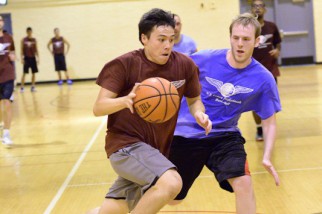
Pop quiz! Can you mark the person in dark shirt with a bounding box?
[251,0,282,141]
[0,15,16,146]
[20,27,39,92]
[47,28,72,85]
[88,8,211,214]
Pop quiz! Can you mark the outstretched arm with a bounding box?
[186,96,212,135]
[262,114,280,186]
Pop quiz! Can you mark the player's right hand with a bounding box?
[125,83,140,113]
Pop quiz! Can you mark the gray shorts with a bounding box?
[106,142,176,211]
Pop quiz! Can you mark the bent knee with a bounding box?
[157,169,183,197]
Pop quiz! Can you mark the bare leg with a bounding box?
[31,73,36,87]
[228,175,256,214]
[57,71,62,80]
[21,73,26,89]
[252,111,261,125]
[96,169,182,214]
[252,112,263,141]
[64,70,70,80]
[131,169,182,214]
[3,99,12,129]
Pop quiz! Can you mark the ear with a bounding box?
[141,34,148,45]
[255,36,260,47]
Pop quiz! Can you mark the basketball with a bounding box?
[133,77,180,123]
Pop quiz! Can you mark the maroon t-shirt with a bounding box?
[22,37,37,57]
[51,37,64,54]
[0,33,15,83]
[253,21,282,77]
[96,49,201,157]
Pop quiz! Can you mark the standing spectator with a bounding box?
[172,14,197,56]
[20,27,39,92]
[251,0,282,141]
[47,28,72,85]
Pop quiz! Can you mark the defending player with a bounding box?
[170,13,281,214]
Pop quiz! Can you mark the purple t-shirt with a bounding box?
[175,49,281,138]
[173,34,197,56]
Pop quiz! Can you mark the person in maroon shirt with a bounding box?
[251,0,282,141]
[0,15,16,146]
[88,8,211,214]
[20,27,39,92]
[47,28,72,85]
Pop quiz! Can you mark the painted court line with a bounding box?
[44,118,106,214]
[66,166,322,188]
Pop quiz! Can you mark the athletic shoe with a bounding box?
[20,87,24,93]
[256,133,264,141]
[67,79,73,85]
[2,133,13,147]
[255,126,264,141]
[31,86,36,92]
[57,80,63,85]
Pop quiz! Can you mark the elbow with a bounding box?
[93,107,102,117]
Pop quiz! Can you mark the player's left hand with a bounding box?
[194,111,212,135]
[269,49,280,58]
[262,158,280,186]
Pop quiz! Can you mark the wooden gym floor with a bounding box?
[0,65,322,214]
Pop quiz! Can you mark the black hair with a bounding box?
[26,27,32,32]
[138,8,175,45]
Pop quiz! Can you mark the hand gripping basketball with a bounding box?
[133,77,180,123]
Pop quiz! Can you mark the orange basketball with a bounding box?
[133,77,180,123]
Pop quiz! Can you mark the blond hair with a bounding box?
[229,13,261,38]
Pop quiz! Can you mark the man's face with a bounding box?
[230,23,259,66]
[141,25,175,65]
[251,0,266,19]
[27,29,32,37]
[0,16,4,31]
[173,15,182,40]
[54,29,60,37]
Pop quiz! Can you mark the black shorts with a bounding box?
[169,132,249,200]
[0,80,14,100]
[23,57,38,73]
[54,54,67,71]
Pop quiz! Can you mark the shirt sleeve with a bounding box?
[254,78,281,119]
[96,59,127,95]
[183,60,201,98]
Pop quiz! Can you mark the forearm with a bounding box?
[262,117,277,160]
[93,96,127,116]
[187,98,205,116]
